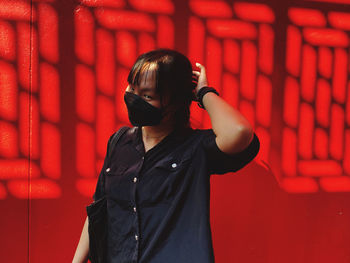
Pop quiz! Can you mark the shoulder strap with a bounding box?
[102,126,129,192]
[108,126,129,159]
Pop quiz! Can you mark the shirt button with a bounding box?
[106,167,110,172]
[135,235,138,241]
[133,177,137,183]
[171,163,177,168]
[133,207,137,212]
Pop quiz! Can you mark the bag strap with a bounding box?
[102,126,129,190]
[108,126,129,160]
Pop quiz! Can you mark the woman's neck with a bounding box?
[140,123,174,153]
[141,122,174,144]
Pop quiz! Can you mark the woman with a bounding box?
[73,49,260,263]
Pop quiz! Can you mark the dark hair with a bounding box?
[127,49,195,129]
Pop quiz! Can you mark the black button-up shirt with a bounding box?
[93,126,260,263]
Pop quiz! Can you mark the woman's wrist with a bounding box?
[196,86,219,109]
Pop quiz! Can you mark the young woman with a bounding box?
[73,49,260,263]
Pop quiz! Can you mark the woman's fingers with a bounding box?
[195,63,207,78]
[195,63,206,75]
[192,71,200,76]
[192,71,199,88]
[195,62,204,69]
[194,62,208,89]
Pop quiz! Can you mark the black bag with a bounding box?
[86,126,129,263]
[86,196,107,263]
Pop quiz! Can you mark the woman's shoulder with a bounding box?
[107,126,137,147]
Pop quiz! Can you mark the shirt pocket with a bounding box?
[105,165,129,197]
[105,165,128,177]
[155,157,190,171]
[140,155,192,206]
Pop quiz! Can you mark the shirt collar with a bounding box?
[125,126,194,154]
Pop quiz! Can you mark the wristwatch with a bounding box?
[196,86,219,109]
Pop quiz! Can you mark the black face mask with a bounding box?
[124,92,163,126]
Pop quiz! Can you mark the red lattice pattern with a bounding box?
[0,0,61,199]
[1,0,349,198]
[282,7,350,192]
[188,0,275,165]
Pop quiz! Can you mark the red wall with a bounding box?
[0,0,350,262]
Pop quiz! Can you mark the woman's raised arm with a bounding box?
[193,63,254,155]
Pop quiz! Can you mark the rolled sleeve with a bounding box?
[202,130,260,174]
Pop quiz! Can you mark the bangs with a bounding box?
[127,61,158,87]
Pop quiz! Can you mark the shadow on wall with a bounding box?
[210,160,282,262]
[210,160,350,263]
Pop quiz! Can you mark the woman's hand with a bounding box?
[192,62,208,94]
[192,62,254,154]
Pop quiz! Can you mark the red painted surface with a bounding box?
[0,0,350,262]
